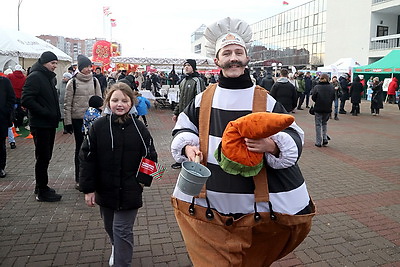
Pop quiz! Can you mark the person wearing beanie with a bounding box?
[170,59,206,169]
[82,95,103,135]
[21,51,62,202]
[64,54,102,190]
[118,74,138,91]
[170,17,314,266]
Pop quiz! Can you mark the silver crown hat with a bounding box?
[204,17,253,58]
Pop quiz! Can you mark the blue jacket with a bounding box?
[136,96,151,116]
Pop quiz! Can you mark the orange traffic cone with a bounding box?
[25,133,33,139]
[12,126,21,137]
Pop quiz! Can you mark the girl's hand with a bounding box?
[85,193,96,207]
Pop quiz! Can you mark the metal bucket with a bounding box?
[177,157,211,196]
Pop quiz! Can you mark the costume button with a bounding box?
[225,218,233,226]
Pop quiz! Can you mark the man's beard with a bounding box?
[218,59,249,70]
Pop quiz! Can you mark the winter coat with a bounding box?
[311,81,335,113]
[94,73,107,95]
[371,83,384,109]
[339,76,350,100]
[387,77,398,96]
[260,74,275,91]
[304,76,312,93]
[0,77,16,138]
[136,96,151,116]
[7,70,26,99]
[21,61,61,128]
[269,77,298,112]
[297,77,305,93]
[350,81,364,104]
[79,114,157,210]
[63,72,102,125]
[173,73,206,116]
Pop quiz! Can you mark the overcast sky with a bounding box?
[1,0,310,57]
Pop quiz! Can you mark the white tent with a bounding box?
[0,27,72,85]
[317,58,361,77]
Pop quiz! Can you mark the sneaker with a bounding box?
[34,186,55,194]
[339,110,347,114]
[297,107,304,110]
[0,169,6,178]
[315,144,322,147]
[109,245,114,266]
[36,188,62,202]
[171,162,182,169]
[322,140,329,146]
[372,113,376,116]
[10,142,16,149]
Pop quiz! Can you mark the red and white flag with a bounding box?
[103,6,112,16]
[110,18,117,27]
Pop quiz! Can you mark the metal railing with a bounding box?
[370,34,400,50]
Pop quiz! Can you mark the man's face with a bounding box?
[43,61,58,72]
[214,44,249,78]
[183,63,194,74]
[96,69,101,74]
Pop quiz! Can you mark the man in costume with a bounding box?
[170,17,314,266]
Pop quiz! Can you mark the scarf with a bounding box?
[218,68,253,89]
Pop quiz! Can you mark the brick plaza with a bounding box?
[0,100,399,266]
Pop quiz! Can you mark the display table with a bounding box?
[139,90,156,100]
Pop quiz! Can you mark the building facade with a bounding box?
[37,35,120,64]
[191,0,400,70]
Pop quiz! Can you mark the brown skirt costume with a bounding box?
[172,85,315,266]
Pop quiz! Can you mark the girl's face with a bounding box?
[109,90,132,116]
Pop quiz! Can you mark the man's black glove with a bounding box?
[64,124,73,134]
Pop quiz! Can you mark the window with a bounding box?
[377,25,388,37]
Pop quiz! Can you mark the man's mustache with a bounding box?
[221,60,247,69]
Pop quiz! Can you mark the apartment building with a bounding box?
[191,0,400,70]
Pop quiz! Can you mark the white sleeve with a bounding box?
[265,131,299,169]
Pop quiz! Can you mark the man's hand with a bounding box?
[172,115,177,123]
[85,193,96,207]
[184,145,203,162]
[64,124,73,134]
[244,137,279,157]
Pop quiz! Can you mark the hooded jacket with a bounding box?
[269,77,298,112]
[64,72,102,125]
[0,77,16,138]
[7,70,26,98]
[311,81,335,113]
[79,114,157,210]
[21,61,61,128]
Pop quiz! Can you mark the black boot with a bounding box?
[334,114,339,120]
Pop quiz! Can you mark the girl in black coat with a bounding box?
[79,83,157,266]
[349,76,364,116]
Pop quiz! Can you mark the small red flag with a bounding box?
[283,1,289,5]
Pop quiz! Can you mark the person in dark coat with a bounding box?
[118,74,138,91]
[0,77,16,178]
[93,67,107,96]
[339,73,350,114]
[349,76,364,116]
[79,82,157,266]
[21,51,62,202]
[260,72,275,91]
[370,77,384,115]
[269,68,297,112]
[311,74,335,147]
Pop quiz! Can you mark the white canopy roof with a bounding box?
[111,53,216,69]
[0,27,72,61]
[317,58,360,73]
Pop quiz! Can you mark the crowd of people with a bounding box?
[1,17,399,265]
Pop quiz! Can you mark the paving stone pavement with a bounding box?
[0,100,399,267]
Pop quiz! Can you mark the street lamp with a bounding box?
[17,0,23,31]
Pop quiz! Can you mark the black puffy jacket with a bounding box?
[21,61,61,128]
[311,81,335,113]
[79,114,157,210]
